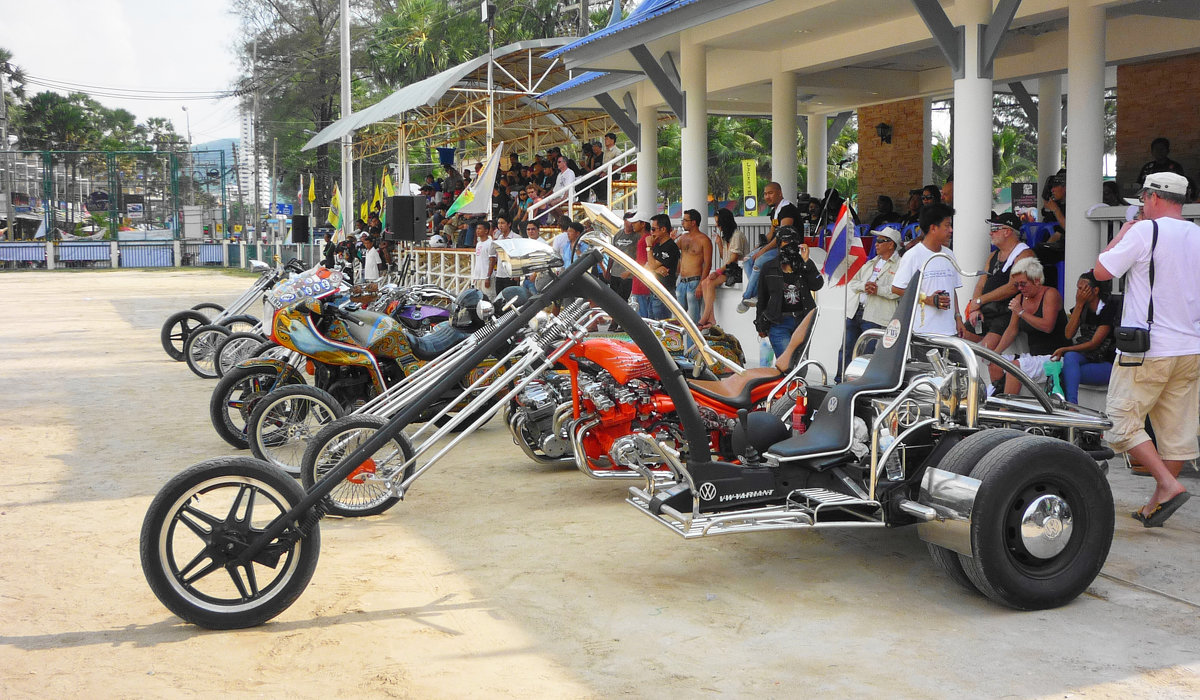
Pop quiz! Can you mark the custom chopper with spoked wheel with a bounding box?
[141,236,1117,630]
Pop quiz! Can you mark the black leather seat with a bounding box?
[766,286,920,463]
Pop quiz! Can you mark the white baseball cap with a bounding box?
[1140,171,1189,197]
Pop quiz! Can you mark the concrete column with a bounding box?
[806,113,827,199]
[771,70,798,200]
[1037,74,1063,192]
[951,0,994,277]
[45,240,55,270]
[636,82,659,220]
[1065,0,1105,305]
[110,240,119,268]
[922,98,933,186]
[680,39,708,218]
[173,240,182,267]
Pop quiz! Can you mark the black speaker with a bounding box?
[291,215,310,243]
[386,195,427,242]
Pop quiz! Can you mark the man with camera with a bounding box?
[1094,172,1200,528]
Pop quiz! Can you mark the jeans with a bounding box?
[741,248,779,301]
[766,315,799,360]
[522,278,538,296]
[837,310,880,381]
[647,294,672,321]
[632,293,653,318]
[674,278,702,324]
[1061,351,1112,404]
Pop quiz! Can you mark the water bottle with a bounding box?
[759,337,774,368]
[803,221,812,240]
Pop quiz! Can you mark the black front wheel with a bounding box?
[959,435,1114,610]
[191,302,225,315]
[161,310,210,361]
[139,457,320,629]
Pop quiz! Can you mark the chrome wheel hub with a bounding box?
[1019,494,1073,559]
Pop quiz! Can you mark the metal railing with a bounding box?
[526,146,638,221]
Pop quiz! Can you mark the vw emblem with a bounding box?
[827,396,838,412]
[698,482,717,500]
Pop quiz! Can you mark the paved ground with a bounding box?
[0,269,1198,699]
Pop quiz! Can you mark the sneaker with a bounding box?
[736,301,749,314]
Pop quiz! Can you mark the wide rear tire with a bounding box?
[959,435,1114,610]
[139,456,320,629]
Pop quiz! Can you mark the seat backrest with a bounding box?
[775,308,817,371]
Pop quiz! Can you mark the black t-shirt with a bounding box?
[651,238,680,292]
[610,228,640,276]
[765,202,800,246]
[1074,300,1118,363]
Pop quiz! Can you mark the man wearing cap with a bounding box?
[1094,171,1200,527]
[965,212,1035,349]
[606,212,643,302]
[838,226,902,380]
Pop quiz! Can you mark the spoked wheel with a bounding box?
[185,324,232,379]
[249,385,346,476]
[210,365,305,449]
[215,333,269,378]
[958,435,1114,610]
[191,302,225,315]
[924,429,1027,593]
[139,456,320,629]
[220,314,260,334]
[301,415,414,517]
[161,310,210,361]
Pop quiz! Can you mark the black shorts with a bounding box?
[980,307,1010,335]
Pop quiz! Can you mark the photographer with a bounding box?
[1094,172,1200,528]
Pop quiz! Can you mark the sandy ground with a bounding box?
[1,269,1199,699]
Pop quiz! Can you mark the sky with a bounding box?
[1,0,245,144]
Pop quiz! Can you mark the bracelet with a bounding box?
[1018,309,1025,317]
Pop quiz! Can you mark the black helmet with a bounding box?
[496,284,529,311]
[451,287,494,329]
[776,226,804,266]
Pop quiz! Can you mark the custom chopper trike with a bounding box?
[140,238,1116,629]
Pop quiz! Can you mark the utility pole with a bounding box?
[252,40,261,240]
[579,0,589,37]
[0,65,14,238]
[339,0,353,238]
[270,137,278,243]
[483,1,495,155]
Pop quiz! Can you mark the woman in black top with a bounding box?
[990,257,1069,395]
[1050,271,1116,403]
[755,226,823,359]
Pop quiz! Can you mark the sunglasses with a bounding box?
[921,195,934,201]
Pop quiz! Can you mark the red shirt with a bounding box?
[631,233,652,295]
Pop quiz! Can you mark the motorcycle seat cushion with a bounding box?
[765,286,919,465]
[687,368,781,410]
[409,321,468,361]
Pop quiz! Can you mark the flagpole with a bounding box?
[339,0,353,239]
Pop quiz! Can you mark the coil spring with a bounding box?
[297,497,332,538]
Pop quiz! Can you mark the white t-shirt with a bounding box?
[892,242,962,335]
[1098,216,1200,357]
[362,247,383,282]
[472,237,495,280]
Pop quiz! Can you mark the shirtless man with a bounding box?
[675,208,713,323]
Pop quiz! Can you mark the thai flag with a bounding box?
[821,203,868,286]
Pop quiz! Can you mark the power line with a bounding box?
[22,73,245,101]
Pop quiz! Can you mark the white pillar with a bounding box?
[1037,74,1063,192]
[1065,0,1105,306]
[636,82,659,220]
[806,113,827,199]
[680,39,708,218]
[771,70,798,200]
[951,0,993,277]
[922,98,933,186]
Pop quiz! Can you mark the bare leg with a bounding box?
[1003,372,1021,395]
[980,331,1002,350]
[699,273,724,327]
[1129,440,1187,517]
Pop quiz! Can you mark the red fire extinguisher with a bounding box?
[792,392,808,435]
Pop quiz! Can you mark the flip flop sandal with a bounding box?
[1131,509,1158,528]
[1145,492,1191,528]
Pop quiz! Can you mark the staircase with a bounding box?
[526,146,639,222]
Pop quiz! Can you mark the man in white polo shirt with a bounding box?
[891,202,962,335]
[1095,171,1200,528]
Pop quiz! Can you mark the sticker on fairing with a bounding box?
[882,319,902,348]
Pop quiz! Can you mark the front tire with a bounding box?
[214,332,269,378]
[210,365,304,449]
[191,302,225,315]
[161,310,210,361]
[249,385,345,476]
[139,457,320,629]
[220,314,260,334]
[184,324,231,379]
[300,415,414,517]
[959,435,1114,610]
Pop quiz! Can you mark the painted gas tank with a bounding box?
[341,310,413,360]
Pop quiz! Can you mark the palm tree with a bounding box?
[992,125,1036,189]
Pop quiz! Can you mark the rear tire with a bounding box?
[184,324,231,379]
[249,385,345,476]
[300,415,414,517]
[139,456,319,629]
[959,435,1114,610]
[925,429,1028,592]
[161,310,210,361]
[210,365,304,449]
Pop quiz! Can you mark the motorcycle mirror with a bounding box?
[249,259,271,273]
[476,298,495,322]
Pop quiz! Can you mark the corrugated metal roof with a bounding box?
[542,0,696,60]
[536,71,608,99]
[301,38,569,152]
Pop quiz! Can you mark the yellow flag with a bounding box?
[382,171,395,198]
[360,200,368,222]
[307,175,315,203]
[372,183,382,213]
[327,184,342,230]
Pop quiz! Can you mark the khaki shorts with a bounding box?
[1105,354,1200,460]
